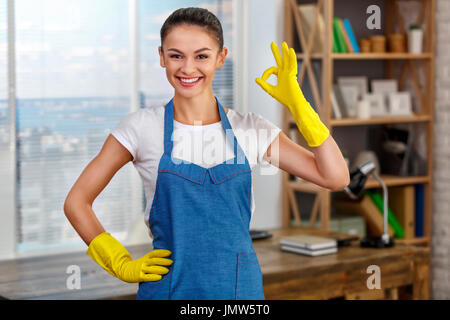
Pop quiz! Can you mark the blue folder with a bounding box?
[343,19,360,53]
[414,184,424,237]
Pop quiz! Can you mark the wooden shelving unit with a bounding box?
[282,0,435,247]
[298,52,433,60]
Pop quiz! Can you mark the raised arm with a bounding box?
[263,132,349,191]
[256,41,349,190]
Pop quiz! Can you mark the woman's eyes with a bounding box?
[169,54,208,60]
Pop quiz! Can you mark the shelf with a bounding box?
[296,53,432,60]
[330,114,431,126]
[395,237,430,246]
[289,175,430,194]
[363,175,430,189]
[332,53,432,60]
[297,53,323,60]
[283,0,435,245]
[289,179,326,193]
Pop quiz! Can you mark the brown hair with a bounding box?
[160,7,224,52]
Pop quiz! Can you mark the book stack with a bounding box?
[280,234,338,257]
[295,5,360,54]
[333,17,360,53]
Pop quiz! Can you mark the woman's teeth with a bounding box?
[180,77,199,83]
[178,77,202,87]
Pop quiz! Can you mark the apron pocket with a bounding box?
[136,270,172,300]
[235,253,265,300]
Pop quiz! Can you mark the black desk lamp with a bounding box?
[344,161,395,248]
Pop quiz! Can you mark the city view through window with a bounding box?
[1,0,233,254]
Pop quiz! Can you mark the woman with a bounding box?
[64,7,349,300]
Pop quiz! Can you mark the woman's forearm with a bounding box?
[310,135,350,190]
[64,195,105,246]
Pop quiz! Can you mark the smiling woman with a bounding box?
[64,5,349,301]
[139,0,234,109]
[157,22,228,122]
[65,6,271,300]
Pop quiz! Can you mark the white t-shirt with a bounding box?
[111,105,281,227]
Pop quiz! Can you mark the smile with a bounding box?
[177,76,203,87]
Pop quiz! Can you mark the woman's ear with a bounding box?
[215,47,228,69]
[158,46,166,68]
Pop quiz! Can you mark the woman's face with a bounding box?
[158,24,227,99]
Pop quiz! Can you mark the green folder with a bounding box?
[365,191,405,238]
[332,19,341,52]
[333,17,347,53]
[332,26,339,53]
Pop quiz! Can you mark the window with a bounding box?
[2,0,236,257]
[14,0,142,254]
[0,0,15,259]
[0,0,7,142]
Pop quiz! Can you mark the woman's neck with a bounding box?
[172,91,227,126]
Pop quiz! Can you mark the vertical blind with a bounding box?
[0,0,10,210]
[10,0,234,254]
[0,0,7,135]
[14,0,142,253]
[212,0,234,109]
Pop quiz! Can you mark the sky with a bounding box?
[0,0,232,100]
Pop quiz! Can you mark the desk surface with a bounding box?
[0,227,430,300]
[254,228,430,299]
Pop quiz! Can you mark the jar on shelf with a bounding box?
[370,35,386,53]
[359,38,371,53]
[388,33,406,53]
[408,24,423,54]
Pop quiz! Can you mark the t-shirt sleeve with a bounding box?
[251,113,282,164]
[110,110,142,162]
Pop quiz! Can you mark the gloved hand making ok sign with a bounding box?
[255,41,329,147]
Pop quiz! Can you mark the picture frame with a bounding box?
[338,84,359,117]
[371,79,398,95]
[332,84,348,118]
[363,93,387,117]
[330,89,343,119]
[337,76,368,100]
[371,79,398,109]
[388,92,413,116]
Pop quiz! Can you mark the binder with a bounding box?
[338,18,354,52]
[389,186,415,239]
[415,184,424,237]
[334,195,395,237]
[343,18,360,53]
[280,234,337,250]
[281,245,338,257]
[366,191,405,238]
[333,17,348,53]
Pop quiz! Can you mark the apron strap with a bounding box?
[163,97,248,166]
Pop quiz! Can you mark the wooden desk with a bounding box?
[0,227,430,300]
[256,227,430,300]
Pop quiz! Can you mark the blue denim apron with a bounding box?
[136,97,265,300]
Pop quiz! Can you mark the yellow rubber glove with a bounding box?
[255,41,330,147]
[86,232,173,283]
